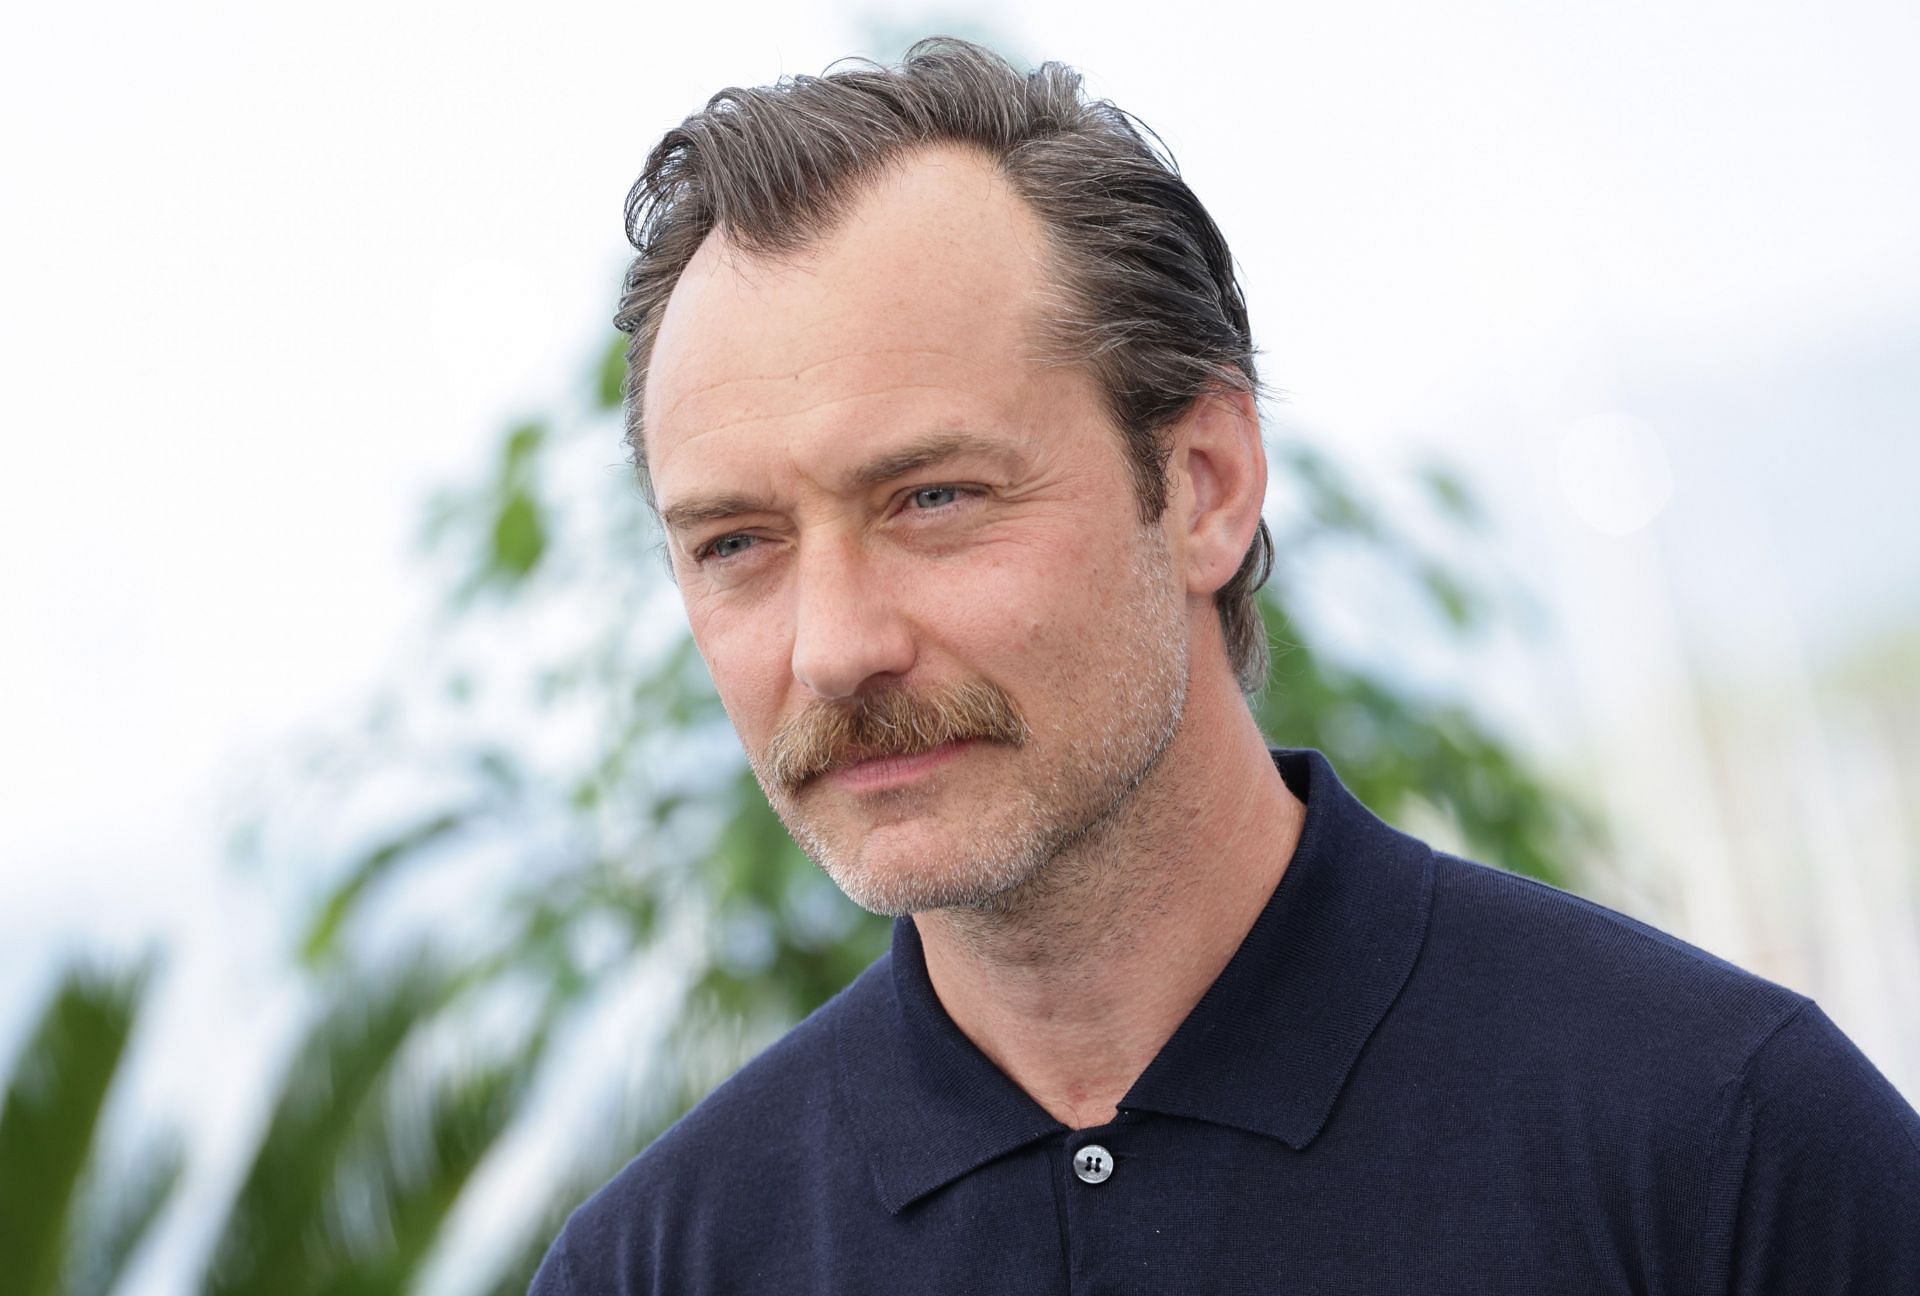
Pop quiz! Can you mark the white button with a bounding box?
[1072,1144,1113,1184]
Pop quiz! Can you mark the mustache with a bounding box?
[762,679,1031,789]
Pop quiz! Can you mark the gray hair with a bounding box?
[615,37,1274,694]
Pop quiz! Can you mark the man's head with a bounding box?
[618,38,1272,690]
[621,40,1273,914]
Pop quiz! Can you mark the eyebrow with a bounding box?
[659,492,774,534]
[658,429,1019,536]
[841,428,1016,492]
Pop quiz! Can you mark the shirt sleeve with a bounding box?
[1716,1000,1920,1294]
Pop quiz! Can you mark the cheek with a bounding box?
[906,537,1104,666]
[686,597,791,741]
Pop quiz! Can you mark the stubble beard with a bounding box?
[750,529,1192,918]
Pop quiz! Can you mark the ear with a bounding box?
[1166,384,1266,598]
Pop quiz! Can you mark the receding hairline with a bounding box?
[636,142,1090,462]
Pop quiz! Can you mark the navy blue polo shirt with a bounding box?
[532,749,1920,1294]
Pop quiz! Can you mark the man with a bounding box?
[533,38,1920,1294]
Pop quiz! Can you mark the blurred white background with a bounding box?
[3,1,1916,1291]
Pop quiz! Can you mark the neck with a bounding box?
[913,667,1305,1129]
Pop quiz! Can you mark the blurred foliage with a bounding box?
[0,966,160,1296]
[204,962,526,1295]
[0,961,546,1295]
[1254,441,1593,886]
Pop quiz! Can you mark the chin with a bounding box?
[807,824,1053,917]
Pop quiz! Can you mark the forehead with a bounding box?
[642,147,1066,493]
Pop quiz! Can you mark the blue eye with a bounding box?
[910,486,961,509]
[706,534,756,560]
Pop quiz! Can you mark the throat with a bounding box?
[911,708,1306,1134]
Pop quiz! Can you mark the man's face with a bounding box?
[644,147,1197,915]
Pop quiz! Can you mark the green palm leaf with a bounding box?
[0,966,147,1296]
[305,1037,546,1296]
[201,962,459,1296]
[65,1132,185,1296]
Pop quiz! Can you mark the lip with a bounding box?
[824,739,972,792]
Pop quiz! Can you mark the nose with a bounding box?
[788,534,916,701]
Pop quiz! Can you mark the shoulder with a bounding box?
[1388,849,1852,1162]
[1722,996,1920,1178]
[1418,849,1812,1070]
[1397,854,1920,1260]
[1730,997,1920,1155]
[1711,999,1920,1288]
[532,955,892,1294]
[1366,850,1920,1287]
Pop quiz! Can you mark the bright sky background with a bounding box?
[3,1,1917,1290]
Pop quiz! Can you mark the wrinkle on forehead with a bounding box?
[654,350,999,435]
[657,345,1031,440]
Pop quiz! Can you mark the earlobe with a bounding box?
[1175,385,1267,598]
